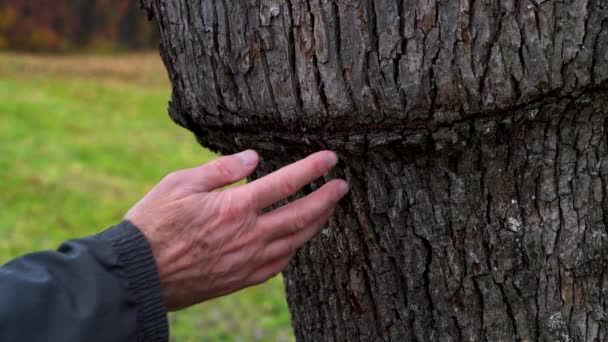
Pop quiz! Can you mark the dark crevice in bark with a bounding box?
[535,273,541,341]
[472,276,487,341]
[497,281,518,338]
[351,172,388,341]
[258,44,280,118]
[284,0,304,119]
[395,0,406,111]
[603,118,608,228]
[301,0,328,123]
[306,0,331,130]
[361,267,387,342]
[418,235,436,332]
[485,193,493,225]
[511,73,522,101]
[210,0,227,114]
[427,44,440,123]
[324,0,341,127]
[481,10,505,99]
[368,0,379,58]
[365,0,381,117]
[592,18,608,86]
[552,100,570,260]
[342,167,378,341]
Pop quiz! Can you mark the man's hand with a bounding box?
[125,150,349,311]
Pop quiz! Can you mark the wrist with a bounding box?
[99,221,169,341]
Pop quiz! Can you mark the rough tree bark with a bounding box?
[142,0,608,340]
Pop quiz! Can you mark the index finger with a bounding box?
[240,151,338,211]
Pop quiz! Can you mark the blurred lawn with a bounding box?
[0,53,294,341]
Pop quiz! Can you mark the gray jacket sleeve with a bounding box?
[0,221,168,342]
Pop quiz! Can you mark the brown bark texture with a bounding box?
[143,0,608,340]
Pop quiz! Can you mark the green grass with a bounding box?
[0,53,294,341]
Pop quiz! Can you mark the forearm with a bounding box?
[0,221,168,342]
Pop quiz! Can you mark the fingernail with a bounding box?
[237,150,258,166]
[325,152,338,168]
[338,181,350,196]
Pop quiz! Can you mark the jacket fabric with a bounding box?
[0,221,168,341]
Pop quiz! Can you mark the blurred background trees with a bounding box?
[0,0,157,51]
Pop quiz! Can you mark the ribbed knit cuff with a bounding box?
[99,221,169,342]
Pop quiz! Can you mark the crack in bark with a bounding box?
[284,0,304,119]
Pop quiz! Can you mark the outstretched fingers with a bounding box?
[247,204,339,286]
[240,151,339,211]
[258,208,334,265]
[256,179,349,243]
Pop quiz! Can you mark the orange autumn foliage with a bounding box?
[0,0,157,51]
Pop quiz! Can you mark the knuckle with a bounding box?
[212,159,235,181]
[241,190,256,208]
[218,196,239,217]
[234,192,254,212]
[218,201,240,219]
[218,191,251,218]
[293,209,309,232]
[281,178,298,197]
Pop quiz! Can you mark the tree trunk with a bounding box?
[142,0,608,340]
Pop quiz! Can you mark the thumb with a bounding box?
[186,150,259,192]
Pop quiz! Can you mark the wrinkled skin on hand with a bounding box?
[125,150,349,311]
